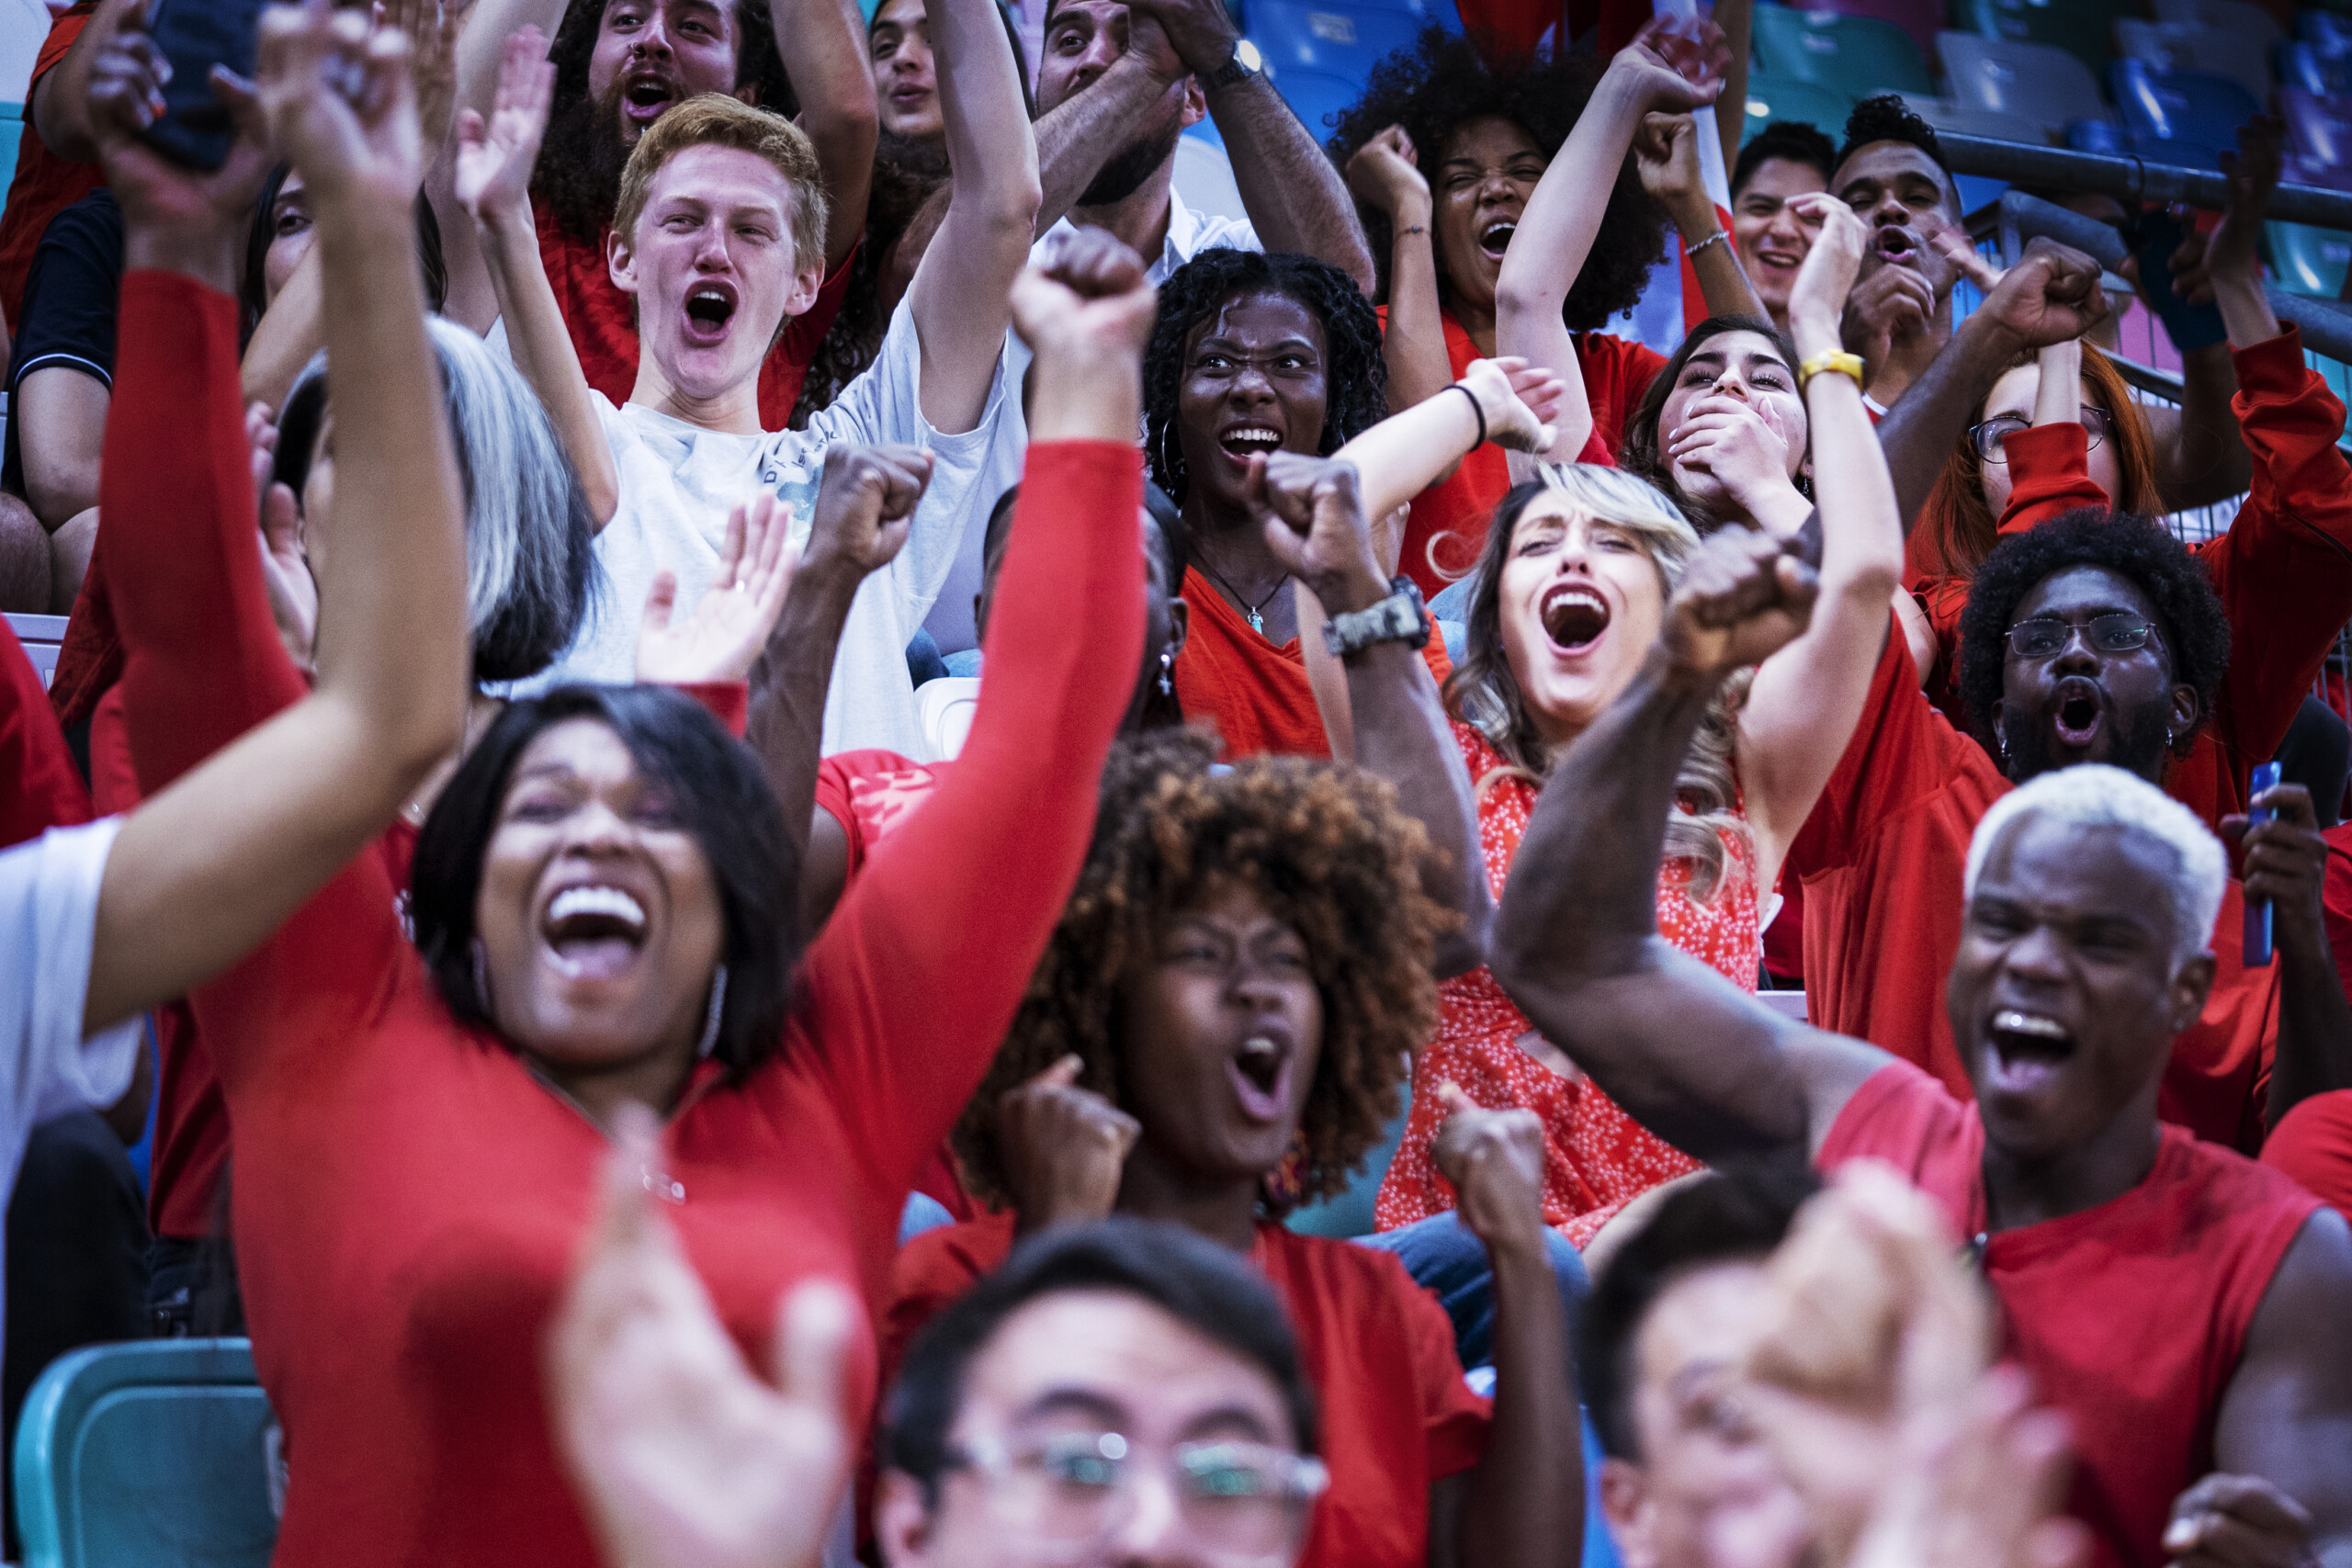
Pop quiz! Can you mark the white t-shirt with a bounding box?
[1,818,143,1359]
[920,194,1262,658]
[518,299,1021,761]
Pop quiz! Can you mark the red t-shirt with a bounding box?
[1820,1062,2320,1568]
[1374,307,1665,596]
[1789,617,2280,1150]
[103,265,1145,1566]
[0,4,102,334]
[886,1212,1491,1568]
[2262,1088,2352,1219]
[533,204,855,429]
[1905,328,2352,830]
[0,613,89,848]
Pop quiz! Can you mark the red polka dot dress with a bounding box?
[1374,723,1761,1248]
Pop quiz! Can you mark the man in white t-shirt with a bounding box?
[466,0,1037,758]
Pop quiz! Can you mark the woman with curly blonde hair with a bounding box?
[882,726,1585,1568]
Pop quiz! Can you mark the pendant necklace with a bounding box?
[1196,558,1288,637]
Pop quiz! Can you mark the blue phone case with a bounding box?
[137,0,269,173]
[2245,761,2282,967]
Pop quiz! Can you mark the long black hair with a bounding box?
[1141,249,1386,506]
[241,163,447,343]
[408,685,800,1080]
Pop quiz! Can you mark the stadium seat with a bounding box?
[14,1338,280,1568]
[1900,92,2048,144]
[1957,0,2130,83]
[2268,219,2352,295]
[2117,18,2277,106]
[2283,85,2352,173]
[2280,39,2352,96]
[2153,0,2282,43]
[1285,1087,1410,1239]
[2110,59,2265,167]
[1242,0,1453,139]
[1748,4,1933,96]
[1939,31,2110,143]
[1786,0,1942,62]
[916,675,980,760]
[1741,74,1859,144]
[4,612,64,687]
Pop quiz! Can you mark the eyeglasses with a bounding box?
[1967,406,2116,463]
[2003,613,2155,660]
[945,1431,1328,1561]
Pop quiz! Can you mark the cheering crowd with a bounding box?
[5,0,2352,1564]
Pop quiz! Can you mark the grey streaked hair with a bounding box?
[1966,764,2227,965]
[272,317,595,685]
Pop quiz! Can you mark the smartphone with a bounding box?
[2245,760,2283,968]
[2132,209,2230,355]
[137,0,270,173]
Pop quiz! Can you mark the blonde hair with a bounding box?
[1445,463,1754,902]
[610,94,828,275]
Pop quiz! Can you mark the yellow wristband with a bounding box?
[1798,350,1866,392]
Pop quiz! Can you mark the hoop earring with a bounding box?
[695,965,729,1060]
[1158,647,1175,695]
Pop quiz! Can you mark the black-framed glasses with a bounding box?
[944,1431,1329,1560]
[1967,406,2116,463]
[2004,613,2154,660]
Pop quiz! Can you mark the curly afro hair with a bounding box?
[1324,25,1664,325]
[951,729,1443,1216]
[1143,250,1386,506]
[533,0,799,243]
[1956,509,2231,757]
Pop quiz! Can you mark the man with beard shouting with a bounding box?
[452,0,877,427]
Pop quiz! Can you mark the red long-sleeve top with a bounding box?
[0,616,89,848]
[1908,327,2352,828]
[105,270,1143,1568]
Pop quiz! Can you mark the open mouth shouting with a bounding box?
[1217,423,1285,464]
[2049,674,2107,752]
[680,278,740,349]
[541,883,650,982]
[621,68,683,130]
[1540,582,1611,656]
[1228,1029,1298,1125]
[1872,225,1920,268]
[1477,216,1519,262]
[1983,1008,2075,1100]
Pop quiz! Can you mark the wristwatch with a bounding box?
[1323,576,1430,658]
[1199,45,1259,92]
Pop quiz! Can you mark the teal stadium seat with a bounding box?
[1784,0,1943,62]
[1749,3,1932,96]
[1960,0,2129,85]
[0,104,24,226]
[1939,31,2110,145]
[2267,220,2352,296]
[14,1338,280,1568]
[1743,76,1860,145]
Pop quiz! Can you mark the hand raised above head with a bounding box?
[1344,125,1429,221]
[1634,111,1706,210]
[89,0,274,237]
[1658,521,1818,682]
[1606,15,1731,116]
[1122,0,1243,79]
[995,1056,1140,1235]
[254,0,425,211]
[1008,227,1159,361]
[1461,355,1565,454]
[803,444,933,581]
[2171,115,2283,307]
[453,24,552,229]
[635,492,800,686]
[1979,237,2109,352]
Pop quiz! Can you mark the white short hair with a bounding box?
[1964,765,2227,964]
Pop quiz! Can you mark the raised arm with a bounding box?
[1872,238,2107,534]
[772,0,876,269]
[28,0,124,165]
[787,229,1149,1172]
[1735,194,1904,887]
[1254,454,1491,975]
[456,26,619,525]
[1635,110,1766,322]
[87,3,468,1032]
[1494,17,1726,462]
[901,0,1040,434]
[1346,127,1453,417]
[1126,0,1372,291]
[2221,784,2352,1127]
[1489,524,1885,1163]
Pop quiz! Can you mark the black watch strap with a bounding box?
[1200,48,1257,91]
[1321,576,1430,658]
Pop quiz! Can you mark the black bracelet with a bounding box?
[1449,380,1487,450]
